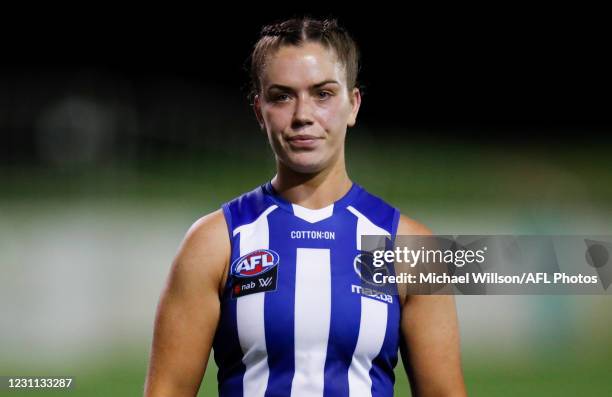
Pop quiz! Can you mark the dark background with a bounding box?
[1,7,610,165]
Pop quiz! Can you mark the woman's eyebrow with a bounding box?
[267,84,293,92]
[312,80,340,88]
[267,80,340,91]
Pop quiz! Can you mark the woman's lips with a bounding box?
[286,134,323,149]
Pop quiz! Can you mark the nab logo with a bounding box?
[232,249,280,278]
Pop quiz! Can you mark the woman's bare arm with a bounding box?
[144,209,230,397]
[397,215,467,397]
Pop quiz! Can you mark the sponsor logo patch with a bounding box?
[353,252,394,304]
[231,249,280,298]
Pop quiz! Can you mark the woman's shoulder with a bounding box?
[173,209,230,293]
[186,209,229,242]
[179,209,230,269]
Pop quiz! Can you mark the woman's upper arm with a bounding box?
[144,209,230,397]
[397,214,467,397]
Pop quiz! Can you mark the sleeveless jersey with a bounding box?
[213,181,401,397]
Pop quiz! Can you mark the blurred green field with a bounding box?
[1,135,611,396]
[2,346,611,396]
[3,135,612,209]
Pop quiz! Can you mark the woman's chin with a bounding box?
[282,153,328,174]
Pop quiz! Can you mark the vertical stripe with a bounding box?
[346,206,391,397]
[322,213,361,397]
[264,231,296,397]
[347,298,388,397]
[235,205,277,397]
[291,248,332,397]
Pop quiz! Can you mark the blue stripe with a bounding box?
[323,211,361,397]
[214,296,246,397]
[264,210,296,397]
[214,229,246,396]
[369,298,401,397]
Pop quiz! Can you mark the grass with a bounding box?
[2,348,611,396]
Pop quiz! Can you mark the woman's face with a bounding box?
[254,42,361,174]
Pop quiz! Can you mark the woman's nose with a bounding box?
[291,97,314,129]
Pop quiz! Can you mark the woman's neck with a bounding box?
[271,157,352,209]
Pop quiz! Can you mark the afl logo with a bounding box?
[232,249,280,278]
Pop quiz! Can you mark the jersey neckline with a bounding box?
[261,180,362,219]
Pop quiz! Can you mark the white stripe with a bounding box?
[235,205,277,397]
[346,206,391,397]
[348,298,388,397]
[291,248,331,397]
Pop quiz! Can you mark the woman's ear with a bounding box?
[253,95,265,130]
[347,88,362,128]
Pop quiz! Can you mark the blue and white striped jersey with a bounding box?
[213,181,401,397]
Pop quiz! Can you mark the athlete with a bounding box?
[144,17,466,397]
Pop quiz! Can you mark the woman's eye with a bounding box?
[273,94,290,102]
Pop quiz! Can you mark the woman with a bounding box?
[145,17,466,397]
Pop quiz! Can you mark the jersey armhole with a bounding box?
[221,203,234,242]
[390,208,406,307]
[220,203,235,293]
[390,208,401,242]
